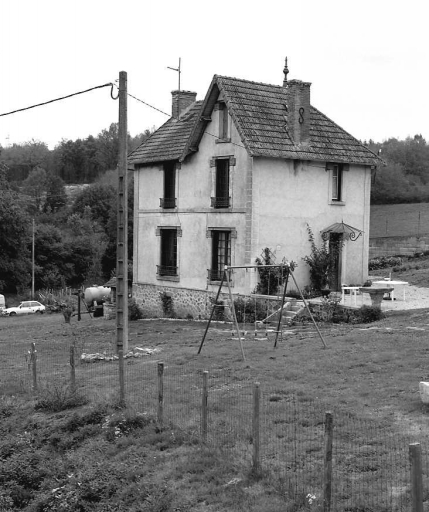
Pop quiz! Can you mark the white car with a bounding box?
[2,301,46,316]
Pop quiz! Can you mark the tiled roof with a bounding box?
[128,101,203,165]
[130,75,381,167]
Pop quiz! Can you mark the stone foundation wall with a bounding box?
[133,283,229,320]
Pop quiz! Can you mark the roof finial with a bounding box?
[283,57,289,87]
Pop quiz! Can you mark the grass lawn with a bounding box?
[2,260,429,510]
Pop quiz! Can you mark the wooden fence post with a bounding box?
[30,342,37,392]
[410,443,423,512]
[253,382,261,473]
[201,371,208,443]
[118,348,125,407]
[70,345,76,392]
[324,411,333,512]
[157,362,164,426]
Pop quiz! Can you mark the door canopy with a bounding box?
[321,222,363,242]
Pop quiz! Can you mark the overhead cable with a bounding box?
[0,83,115,118]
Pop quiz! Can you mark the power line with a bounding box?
[0,83,115,118]
[111,84,170,117]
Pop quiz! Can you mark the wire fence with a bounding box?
[2,340,428,511]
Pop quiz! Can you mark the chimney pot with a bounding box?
[171,90,197,119]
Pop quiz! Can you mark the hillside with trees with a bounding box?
[0,123,150,294]
[367,135,429,204]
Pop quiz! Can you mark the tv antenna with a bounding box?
[167,57,181,92]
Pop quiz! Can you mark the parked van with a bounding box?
[0,294,5,312]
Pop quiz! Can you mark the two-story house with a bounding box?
[129,61,380,319]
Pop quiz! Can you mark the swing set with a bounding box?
[198,263,327,361]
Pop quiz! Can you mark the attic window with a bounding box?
[217,102,230,142]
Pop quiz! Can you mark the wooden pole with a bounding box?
[323,411,333,512]
[31,218,35,300]
[30,342,37,392]
[201,370,208,443]
[157,362,164,427]
[198,272,225,354]
[409,443,423,512]
[70,345,76,392]
[225,268,245,361]
[252,382,261,473]
[116,70,128,353]
[77,291,81,321]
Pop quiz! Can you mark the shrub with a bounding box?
[368,256,402,271]
[254,247,293,295]
[210,297,226,321]
[234,296,267,323]
[128,297,143,321]
[34,381,88,412]
[350,305,384,324]
[160,291,174,317]
[303,225,342,290]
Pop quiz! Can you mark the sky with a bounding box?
[1,0,428,150]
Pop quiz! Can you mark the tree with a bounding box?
[96,123,119,171]
[1,140,51,182]
[21,167,48,212]
[0,168,31,292]
[44,173,67,213]
[71,182,116,231]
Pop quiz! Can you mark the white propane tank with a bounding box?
[84,286,111,306]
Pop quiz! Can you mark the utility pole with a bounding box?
[32,219,35,300]
[116,71,128,354]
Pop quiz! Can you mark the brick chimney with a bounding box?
[171,90,197,119]
[286,79,311,145]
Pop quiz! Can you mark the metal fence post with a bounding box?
[324,411,333,512]
[410,443,423,512]
[157,362,164,426]
[253,382,261,473]
[201,371,208,443]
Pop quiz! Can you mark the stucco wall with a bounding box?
[133,107,252,297]
[251,158,371,288]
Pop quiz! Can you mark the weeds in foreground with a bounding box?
[0,400,294,511]
[34,380,88,412]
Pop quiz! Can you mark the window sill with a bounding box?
[156,275,180,282]
[330,200,346,206]
[215,138,231,144]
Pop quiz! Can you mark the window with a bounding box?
[157,229,178,276]
[211,159,230,208]
[332,165,342,201]
[160,162,176,208]
[327,163,347,203]
[209,231,231,281]
[218,102,229,141]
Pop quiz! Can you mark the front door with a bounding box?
[328,233,342,291]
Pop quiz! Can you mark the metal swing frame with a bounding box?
[198,264,327,361]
